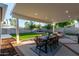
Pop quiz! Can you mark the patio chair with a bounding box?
[48,35,60,51]
[34,36,47,54]
[54,35,60,46]
[53,32,63,38]
[48,37,56,51]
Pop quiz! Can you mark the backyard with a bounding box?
[11,32,46,41]
[11,20,76,41]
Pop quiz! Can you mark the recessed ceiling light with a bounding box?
[34,13,38,16]
[45,16,49,20]
[65,10,69,14]
[68,15,71,18]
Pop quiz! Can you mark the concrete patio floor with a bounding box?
[59,36,79,55]
[65,44,79,55]
[55,46,77,56]
[13,41,78,56]
[59,38,77,44]
[13,37,79,56]
[1,35,79,56]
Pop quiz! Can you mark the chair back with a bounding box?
[34,36,42,45]
[48,36,56,44]
[48,35,59,45]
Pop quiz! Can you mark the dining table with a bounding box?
[39,35,56,53]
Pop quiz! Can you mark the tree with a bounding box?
[2,21,6,24]
[55,20,75,28]
[28,21,35,30]
[35,24,41,30]
[25,21,35,31]
[5,19,8,24]
[25,22,29,29]
[43,24,53,34]
[43,24,53,30]
[9,18,16,27]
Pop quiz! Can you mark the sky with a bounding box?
[4,3,46,28]
[4,3,15,19]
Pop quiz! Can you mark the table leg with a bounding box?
[45,40,47,53]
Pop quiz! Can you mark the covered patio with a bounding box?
[1,3,79,56]
[12,3,79,44]
[9,3,79,56]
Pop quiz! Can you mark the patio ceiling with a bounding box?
[12,3,79,23]
[0,3,7,22]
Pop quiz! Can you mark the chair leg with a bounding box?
[49,45,53,52]
[38,47,41,56]
[56,41,59,47]
[35,46,41,56]
[53,43,57,49]
[44,44,48,53]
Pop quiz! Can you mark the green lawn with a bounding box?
[11,33,46,41]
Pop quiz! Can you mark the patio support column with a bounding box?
[16,18,20,44]
[0,21,1,36]
[0,21,1,50]
[52,22,55,33]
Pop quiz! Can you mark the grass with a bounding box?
[11,32,46,41]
